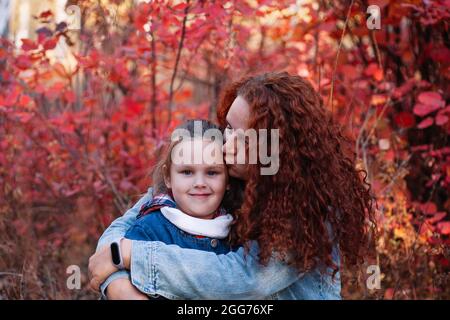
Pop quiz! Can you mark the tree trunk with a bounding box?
[0,0,12,38]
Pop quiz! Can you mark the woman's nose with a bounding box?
[222,136,236,155]
[223,137,237,165]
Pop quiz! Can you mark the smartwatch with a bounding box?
[110,239,125,269]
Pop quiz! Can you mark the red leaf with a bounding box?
[374,69,383,82]
[439,105,450,114]
[393,79,415,99]
[422,202,437,215]
[437,222,450,235]
[134,10,149,30]
[364,63,383,81]
[368,0,390,9]
[18,94,32,108]
[0,47,6,59]
[384,288,394,300]
[411,145,429,152]
[426,212,447,224]
[39,10,53,19]
[16,54,32,70]
[60,124,75,134]
[413,103,441,117]
[417,117,434,129]
[417,91,444,108]
[45,82,66,100]
[173,3,188,11]
[435,114,449,126]
[440,257,450,268]
[15,112,33,123]
[21,39,38,51]
[430,47,450,63]
[317,21,337,32]
[174,89,193,103]
[44,38,58,51]
[124,98,144,118]
[64,90,76,103]
[4,87,20,106]
[394,112,415,128]
[111,111,122,124]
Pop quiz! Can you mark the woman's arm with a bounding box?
[89,186,300,299]
[96,187,153,250]
[94,187,153,297]
[128,240,302,300]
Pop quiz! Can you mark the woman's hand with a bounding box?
[88,245,118,291]
[106,278,149,300]
[88,239,133,291]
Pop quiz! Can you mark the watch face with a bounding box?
[111,242,121,265]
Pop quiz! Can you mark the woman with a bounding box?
[88,72,375,299]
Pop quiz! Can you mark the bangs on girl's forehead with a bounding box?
[170,138,225,166]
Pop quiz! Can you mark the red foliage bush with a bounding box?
[0,0,448,299]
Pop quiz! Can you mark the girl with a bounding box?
[105,119,243,299]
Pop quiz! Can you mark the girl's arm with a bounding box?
[95,187,153,297]
[128,240,302,300]
[106,278,149,300]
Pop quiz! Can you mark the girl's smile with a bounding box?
[189,193,212,198]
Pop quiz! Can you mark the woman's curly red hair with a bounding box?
[217,72,376,275]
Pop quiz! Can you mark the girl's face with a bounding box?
[165,139,228,219]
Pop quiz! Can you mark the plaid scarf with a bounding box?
[137,193,227,220]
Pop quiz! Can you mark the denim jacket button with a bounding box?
[210,239,218,248]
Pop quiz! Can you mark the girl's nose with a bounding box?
[193,173,207,188]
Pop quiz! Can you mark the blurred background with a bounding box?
[0,0,449,299]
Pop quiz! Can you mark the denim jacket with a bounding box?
[96,187,342,300]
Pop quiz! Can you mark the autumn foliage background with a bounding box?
[0,0,449,299]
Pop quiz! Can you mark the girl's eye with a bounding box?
[181,170,192,175]
[207,171,220,176]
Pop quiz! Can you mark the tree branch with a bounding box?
[167,0,191,127]
[328,0,354,113]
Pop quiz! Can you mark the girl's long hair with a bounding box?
[217,72,376,274]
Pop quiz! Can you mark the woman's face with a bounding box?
[223,95,251,180]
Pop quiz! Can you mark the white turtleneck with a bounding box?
[160,207,233,239]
